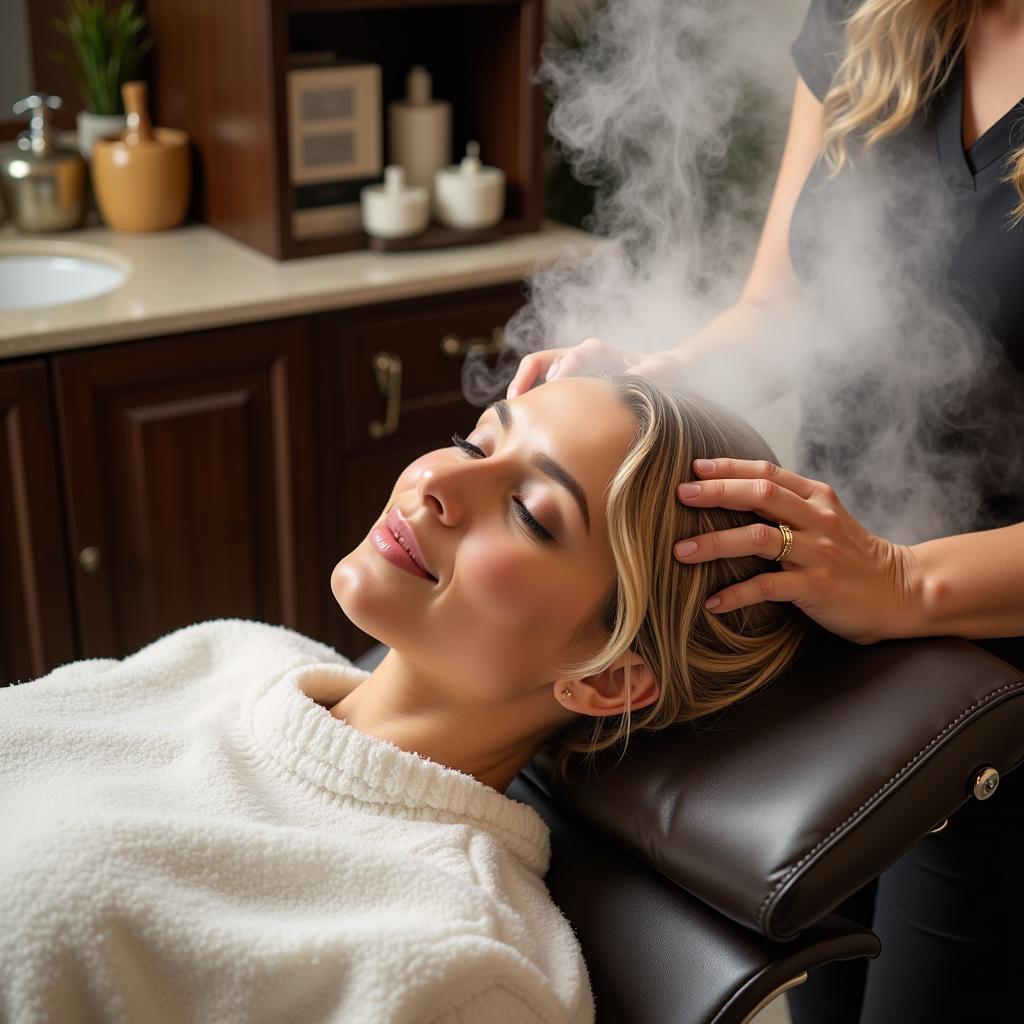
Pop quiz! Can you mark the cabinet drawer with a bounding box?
[329,285,524,451]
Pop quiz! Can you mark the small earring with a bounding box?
[560,688,573,701]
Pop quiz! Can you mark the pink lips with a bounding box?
[370,507,437,582]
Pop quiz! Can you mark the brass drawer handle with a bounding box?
[369,351,402,439]
[79,546,102,573]
[440,327,504,359]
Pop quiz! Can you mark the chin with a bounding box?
[330,547,409,651]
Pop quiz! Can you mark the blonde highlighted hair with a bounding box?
[546,376,808,780]
[819,0,1024,225]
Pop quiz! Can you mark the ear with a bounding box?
[555,650,660,718]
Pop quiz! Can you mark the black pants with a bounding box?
[787,638,1024,1023]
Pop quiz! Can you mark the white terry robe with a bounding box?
[0,618,594,1024]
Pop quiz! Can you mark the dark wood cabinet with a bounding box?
[51,318,320,661]
[0,282,526,685]
[145,0,543,259]
[0,360,77,685]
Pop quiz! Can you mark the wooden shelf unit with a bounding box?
[146,0,544,259]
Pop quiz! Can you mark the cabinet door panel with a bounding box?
[53,319,319,659]
[0,360,76,686]
[119,387,261,635]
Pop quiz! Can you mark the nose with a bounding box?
[416,454,490,527]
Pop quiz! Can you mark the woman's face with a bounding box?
[332,377,638,695]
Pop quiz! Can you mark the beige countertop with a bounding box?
[0,220,597,360]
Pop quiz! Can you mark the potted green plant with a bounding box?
[51,0,152,159]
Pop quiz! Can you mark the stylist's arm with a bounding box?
[675,458,1024,645]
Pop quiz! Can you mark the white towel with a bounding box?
[0,618,594,1023]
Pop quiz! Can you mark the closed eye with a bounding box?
[450,433,555,543]
[451,433,486,459]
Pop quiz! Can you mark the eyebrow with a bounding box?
[489,399,591,533]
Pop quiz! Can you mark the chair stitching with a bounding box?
[756,678,1024,933]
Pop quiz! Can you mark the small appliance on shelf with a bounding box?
[287,52,383,241]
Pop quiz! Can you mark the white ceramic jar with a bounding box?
[360,165,429,238]
[433,141,505,230]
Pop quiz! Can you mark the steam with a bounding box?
[464,0,1022,544]
[467,0,781,368]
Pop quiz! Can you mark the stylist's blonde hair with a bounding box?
[819,0,1024,224]
[546,375,807,780]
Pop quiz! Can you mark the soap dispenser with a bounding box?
[387,66,451,192]
[0,94,86,232]
[433,141,505,230]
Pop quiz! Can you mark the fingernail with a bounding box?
[677,483,701,498]
[675,540,698,558]
[704,596,721,611]
[545,359,562,381]
[694,459,715,473]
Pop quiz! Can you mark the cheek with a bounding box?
[444,535,610,690]
[468,552,537,618]
[454,531,594,636]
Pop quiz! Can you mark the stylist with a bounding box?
[508,1,1024,1022]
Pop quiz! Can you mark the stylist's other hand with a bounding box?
[506,337,642,398]
[674,459,921,645]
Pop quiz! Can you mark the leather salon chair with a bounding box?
[357,631,1024,1024]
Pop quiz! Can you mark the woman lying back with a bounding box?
[0,373,805,1024]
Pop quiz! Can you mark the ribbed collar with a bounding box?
[248,663,551,876]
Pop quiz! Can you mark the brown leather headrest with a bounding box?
[524,635,1024,940]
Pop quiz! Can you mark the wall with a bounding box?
[0,0,32,113]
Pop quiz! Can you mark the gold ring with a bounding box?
[775,522,794,562]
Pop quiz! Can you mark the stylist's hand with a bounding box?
[674,459,922,645]
[507,337,643,398]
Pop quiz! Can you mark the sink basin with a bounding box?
[0,241,131,309]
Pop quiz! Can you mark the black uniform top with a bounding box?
[788,0,1024,534]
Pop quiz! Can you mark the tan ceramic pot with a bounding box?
[92,126,191,232]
